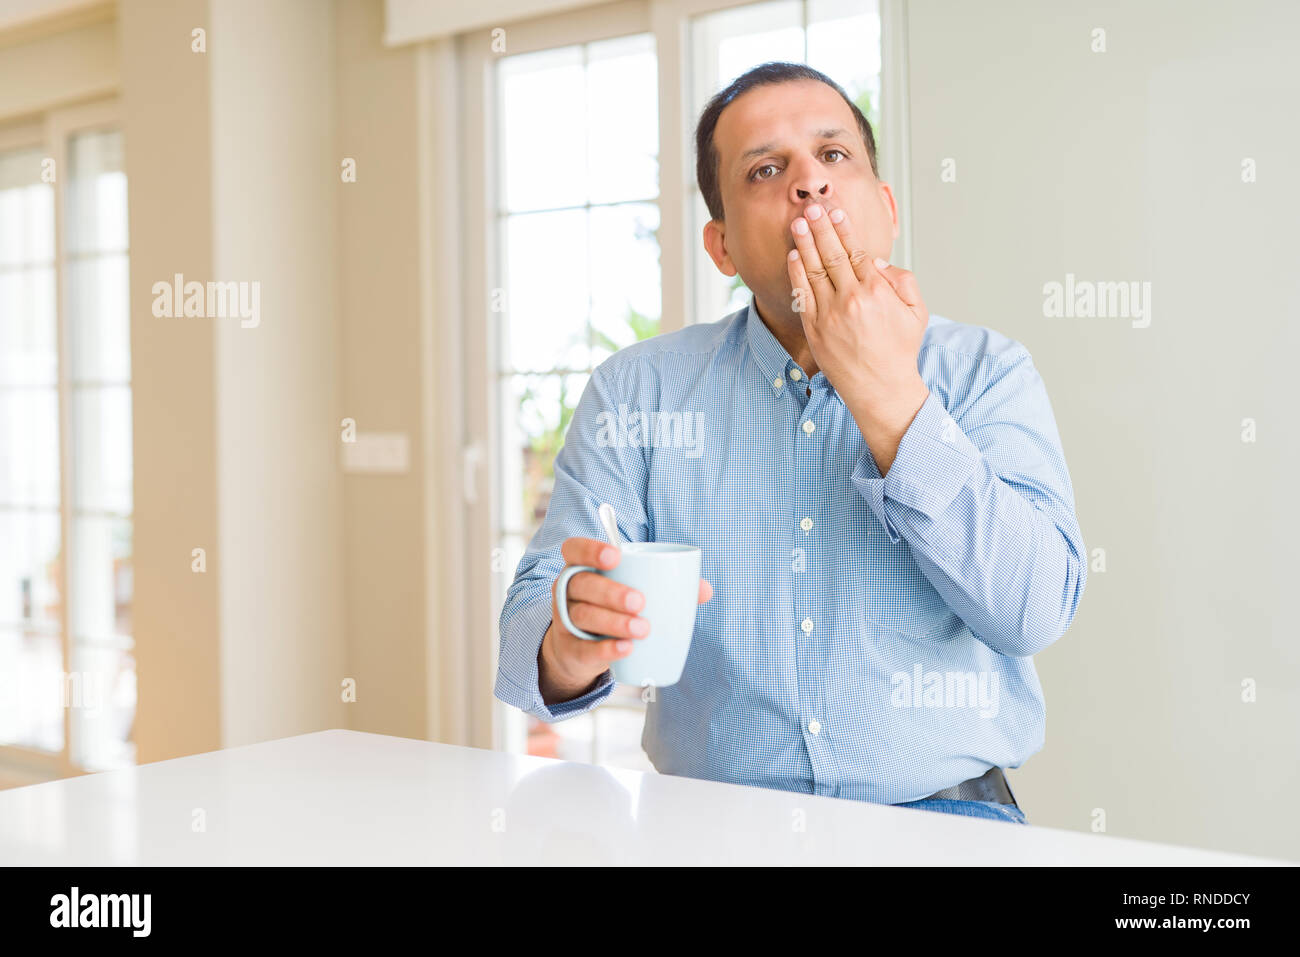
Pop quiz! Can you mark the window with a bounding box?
[0,109,133,777]
[468,0,891,767]
[0,145,60,753]
[494,33,663,769]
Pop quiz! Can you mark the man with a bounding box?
[495,62,1087,825]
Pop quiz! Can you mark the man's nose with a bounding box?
[793,179,831,207]
[785,152,826,202]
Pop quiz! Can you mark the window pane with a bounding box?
[71,515,132,641]
[494,533,529,626]
[502,209,590,373]
[501,46,587,214]
[69,253,130,382]
[499,376,526,534]
[586,34,659,205]
[691,0,804,119]
[66,130,128,255]
[495,30,659,765]
[508,373,588,529]
[808,0,881,123]
[69,642,136,770]
[0,389,59,507]
[0,149,53,265]
[0,266,57,386]
[497,533,528,584]
[73,386,133,513]
[0,627,64,751]
[0,510,61,630]
[65,127,135,772]
[588,203,661,365]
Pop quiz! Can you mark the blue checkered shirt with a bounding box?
[495,295,1087,805]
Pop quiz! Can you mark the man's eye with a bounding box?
[749,149,847,182]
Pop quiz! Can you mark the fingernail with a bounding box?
[793,218,808,235]
[873,256,889,269]
[788,248,800,262]
[805,204,822,220]
[829,208,845,223]
[615,641,631,652]
[600,547,617,565]
[629,618,649,636]
[625,591,643,611]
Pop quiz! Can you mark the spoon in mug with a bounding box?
[598,502,624,550]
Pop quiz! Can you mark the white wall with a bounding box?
[906,0,1300,859]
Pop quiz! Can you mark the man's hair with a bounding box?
[694,61,878,223]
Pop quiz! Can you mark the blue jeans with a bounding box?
[893,798,1028,825]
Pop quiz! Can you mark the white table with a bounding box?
[0,730,1286,866]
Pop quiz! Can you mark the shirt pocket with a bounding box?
[856,562,958,643]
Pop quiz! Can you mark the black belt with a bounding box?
[921,766,1018,807]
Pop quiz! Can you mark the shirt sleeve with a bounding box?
[850,348,1088,657]
[494,362,651,723]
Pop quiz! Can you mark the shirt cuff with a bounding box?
[851,390,982,543]
[494,596,617,723]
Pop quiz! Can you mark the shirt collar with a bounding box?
[745,294,793,387]
[743,293,836,399]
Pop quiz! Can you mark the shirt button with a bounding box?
[801,618,814,634]
[808,719,821,735]
[789,369,802,381]
[800,516,813,532]
[773,377,783,390]
[801,420,815,435]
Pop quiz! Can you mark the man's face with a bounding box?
[703,79,898,320]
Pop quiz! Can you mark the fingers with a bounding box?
[871,257,924,310]
[791,210,835,308]
[550,617,641,669]
[796,202,858,291]
[826,206,873,284]
[787,248,817,323]
[567,569,644,613]
[698,577,713,604]
[561,536,621,571]
[563,598,650,641]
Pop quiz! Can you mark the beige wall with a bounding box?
[125,0,356,757]
[0,6,116,118]
[906,0,1300,860]
[335,0,431,739]
[121,0,223,762]
[124,0,356,758]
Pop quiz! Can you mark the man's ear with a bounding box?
[702,218,738,277]
[878,181,899,240]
